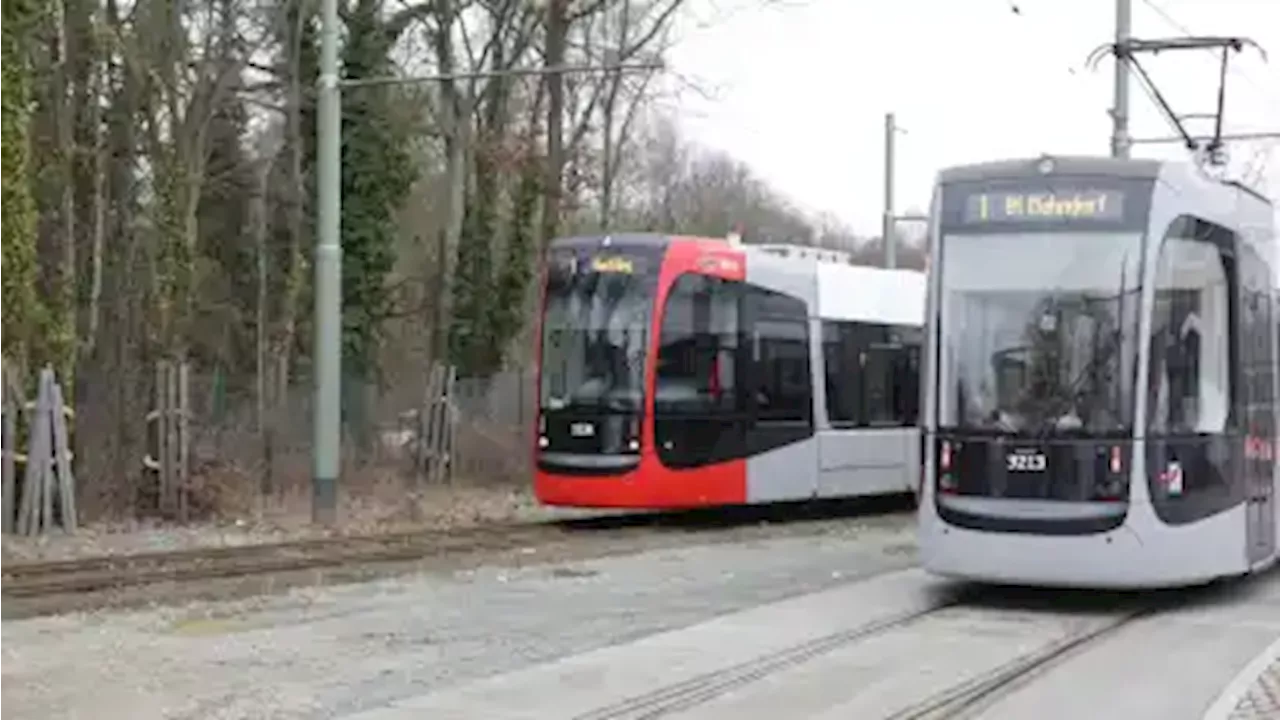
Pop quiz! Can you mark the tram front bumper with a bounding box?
[918,501,1249,590]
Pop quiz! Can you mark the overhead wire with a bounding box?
[1138,0,1277,111]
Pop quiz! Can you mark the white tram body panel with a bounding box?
[812,263,926,499]
[918,156,1278,589]
[737,246,928,504]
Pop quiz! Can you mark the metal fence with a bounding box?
[10,357,539,526]
[205,361,538,480]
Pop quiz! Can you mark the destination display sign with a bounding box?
[591,255,635,274]
[964,189,1125,224]
[549,251,650,277]
[940,176,1154,233]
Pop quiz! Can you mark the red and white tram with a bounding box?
[533,233,926,509]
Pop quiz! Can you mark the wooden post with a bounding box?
[442,366,456,483]
[16,386,36,536]
[50,379,77,532]
[2,369,17,534]
[427,365,446,485]
[39,369,55,533]
[18,370,53,535]
[166,360,179,516]
[263,358,276,500]
[156,360,171,516]
[178,360,190,522]
[413,363,461,486]
[419,363,441,485]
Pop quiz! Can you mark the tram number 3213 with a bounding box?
[1006,451,1048,472]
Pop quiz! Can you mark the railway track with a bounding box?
[1,497,914,618]
[574,602,966,720]
[3,497,914,596]
[569,584,1165,720]
[1,519,594,600]
[886,606,1154,720]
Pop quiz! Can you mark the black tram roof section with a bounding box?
[549,232,675,250]
[938,155,1164,183]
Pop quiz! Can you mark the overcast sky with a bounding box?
[662,0,1280,236]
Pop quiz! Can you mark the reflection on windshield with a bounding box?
[539,252,656,413]
[938,232,1144,435]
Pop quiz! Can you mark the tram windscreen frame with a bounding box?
[934,177,1153,437]
[538,246,660,417]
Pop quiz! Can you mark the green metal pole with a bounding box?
[312,0,341,525]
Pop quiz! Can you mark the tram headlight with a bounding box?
[538,435,549,449]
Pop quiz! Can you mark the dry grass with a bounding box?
[1,459,598,564]
[2,373,594,565]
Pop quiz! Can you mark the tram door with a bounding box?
[1249,452,1276,565]
[1243,266,1277,566]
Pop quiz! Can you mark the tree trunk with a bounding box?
[0,0,40,373]
[57,0,78,387]
[274,0,309,390]
[429,0,469,363]
[540,0,567,248]
[69,0,98,359]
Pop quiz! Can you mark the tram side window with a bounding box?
[745,286,812,424]
[822,322,921,428]
[1146,216,1237,436]
[822,322,863,425]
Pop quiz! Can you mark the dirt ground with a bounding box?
[1,483,611,564]
[2,491,917,621]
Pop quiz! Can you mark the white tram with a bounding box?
[918,155,1278,589]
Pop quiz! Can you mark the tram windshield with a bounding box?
[937,232,1144,436]
[538,248,658,415]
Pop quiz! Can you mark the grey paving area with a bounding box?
[978,569,1280,720]
[1227,660,1280,720]
[1,515,916,720]
[343,566,1280,720]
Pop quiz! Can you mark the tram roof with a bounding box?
[937,155,1164,183]
[938,156,1272,206]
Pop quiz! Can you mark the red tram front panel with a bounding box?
[533,235,750,508]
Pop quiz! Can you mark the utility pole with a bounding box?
[1110,0,1132,158]
[313,0,342,524]
[882,112,897,269]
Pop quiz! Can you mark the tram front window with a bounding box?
[537,248,657,466]
[938,232,1144,437]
